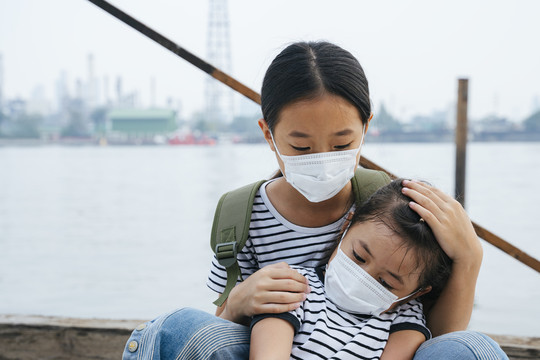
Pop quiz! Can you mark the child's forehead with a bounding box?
[348,221,422,274]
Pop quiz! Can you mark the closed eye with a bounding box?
[291,145,310,151]
[352,250,365,264]
[334,142,352,150]
[379,278,394,290]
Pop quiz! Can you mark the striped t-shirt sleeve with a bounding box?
[206,183,346,295]
[390,299,431,340]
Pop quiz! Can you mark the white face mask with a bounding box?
[325,238,421,316]
[270,130,364,203]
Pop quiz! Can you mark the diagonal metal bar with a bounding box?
[86,0,260,105]
[86,0,540,274]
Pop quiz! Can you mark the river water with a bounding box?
[0,142,538,336]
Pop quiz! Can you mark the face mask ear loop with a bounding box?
[327,221,353,271]
[358,125,366,151]
[379,287,425,315]
[352,125,366,168]
[338,221,353,249]
[269,131,284,159]
[400,287,424,301]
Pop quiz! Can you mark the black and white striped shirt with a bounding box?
[253,267,430,360]
[207,179,352,293]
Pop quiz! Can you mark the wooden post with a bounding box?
[88,0,540,273]
[455,78,468,207]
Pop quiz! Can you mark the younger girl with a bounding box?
[123,41,508,360]
[250,179,452,360]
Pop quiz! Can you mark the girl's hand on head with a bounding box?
[222,262,310,323]
[401,180,483,267]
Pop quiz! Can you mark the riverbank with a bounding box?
[2,130,540,147]
[0,314,538,360]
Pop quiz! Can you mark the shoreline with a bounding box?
[2,136,540,147]
[0,314,538,359]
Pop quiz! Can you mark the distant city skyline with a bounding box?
[2,48,540,126]
[1,0,540,122]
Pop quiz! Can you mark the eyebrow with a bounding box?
[288,130,310,138]
[335,129,354,136]
[361,242,404,285]
[288,128,354,138]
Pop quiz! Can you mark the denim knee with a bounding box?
[415,331,509,360]
[122,307,250,360]
[123,308,189,360]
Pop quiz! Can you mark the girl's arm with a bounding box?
[402,180,483,336]
[216,262,310,324]
[250,317,295,360]
[380,330,426,360]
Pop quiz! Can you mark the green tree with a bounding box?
[191,111,224,134]
[523,110,540,132]
[0,110,6,136]
[91,106,108,135]
[229,115,260,134]
[11,113,42,138]
[61,109,90,137]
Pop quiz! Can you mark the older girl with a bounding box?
[123,42,507,360]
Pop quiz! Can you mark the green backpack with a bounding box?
[210,167,391,306]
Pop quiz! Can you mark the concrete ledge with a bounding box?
[0,315,539,360]
[0,314,145,360]
[0,314,145,330]
[489,334,540,360]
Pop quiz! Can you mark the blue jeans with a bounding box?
[123,308,250,360]
[123,308,508,360]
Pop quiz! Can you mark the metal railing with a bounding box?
[87,0,540,274]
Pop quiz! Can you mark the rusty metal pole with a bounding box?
[87,0,540,274]
[455,78,469,207]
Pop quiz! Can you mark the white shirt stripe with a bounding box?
[254,267,430,360]
[207,179,352,294]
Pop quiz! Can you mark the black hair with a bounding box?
[346,179,452,300]
[261,41,371,132]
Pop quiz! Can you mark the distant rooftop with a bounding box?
[108,108,176,120]
[108,108,177,135]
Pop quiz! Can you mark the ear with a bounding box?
[413,286,432,299]
[363,113,373,140]
[258,118,276,151]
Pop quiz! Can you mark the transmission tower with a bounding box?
[205,0,234,124]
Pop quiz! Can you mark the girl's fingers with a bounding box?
[257,301,303,314]
[407,200,439,228]
[265,278,312,293]
[401,185,443,221]
[259,290,308,306]
[402,180,448,208]
[258,263,310,294]
[264,262,309,284]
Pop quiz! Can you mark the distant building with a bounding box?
[27,85,51,115]
[108,108,177,139]
[6,98,26,118]
[205,0,234,124]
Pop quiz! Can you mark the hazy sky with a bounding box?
[1,0,539,122]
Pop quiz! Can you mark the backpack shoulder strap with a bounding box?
[210,179,266,306]
[351,167,392,203]
[210,168,390,307]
